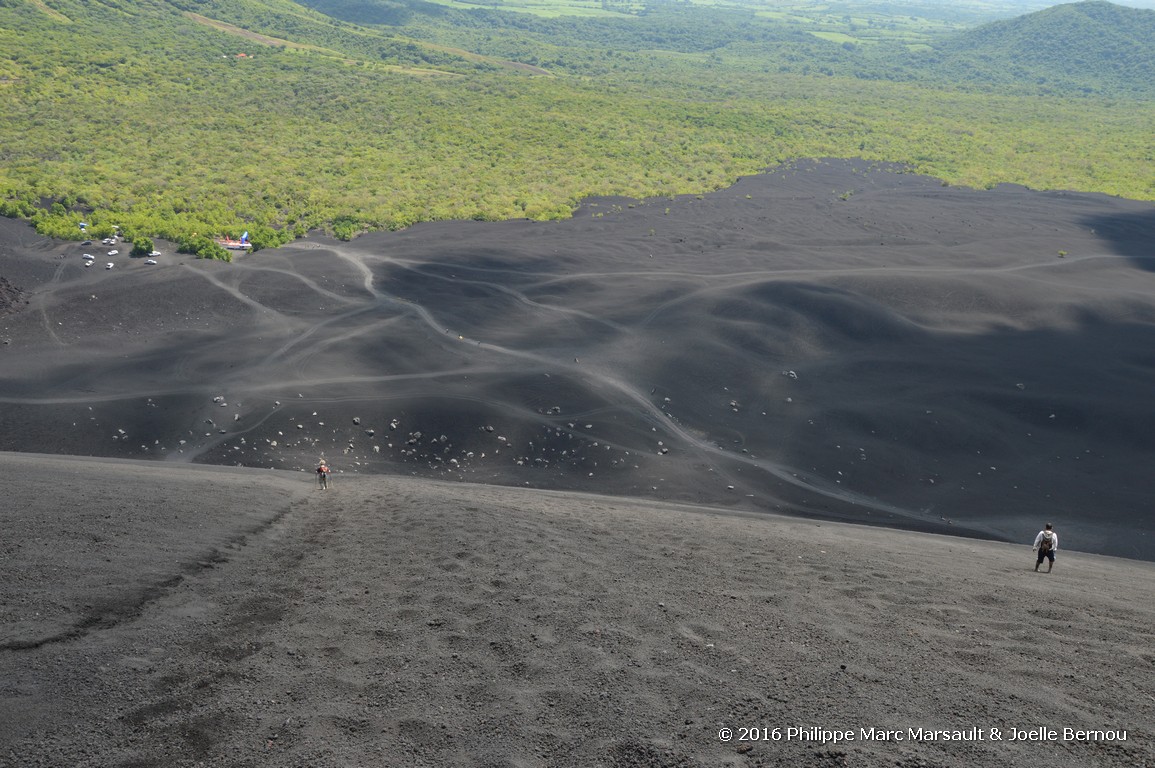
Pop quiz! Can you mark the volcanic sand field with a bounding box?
[1,453,1153,767]
[2,160,1155,766]
[2,159,1154,558]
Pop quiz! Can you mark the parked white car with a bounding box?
[106,262,114,270]
[108,249,119,256]
[145,259,157,265]
[149,251,161,257]
[82,253,94,260]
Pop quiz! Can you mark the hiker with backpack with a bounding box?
[1032,523,1058,572]
[316,460,331,490]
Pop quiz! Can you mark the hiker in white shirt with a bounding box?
[1033,523,1058,573]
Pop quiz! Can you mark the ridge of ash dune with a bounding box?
[2,159,1154,559]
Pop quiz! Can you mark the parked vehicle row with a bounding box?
[77,243,162,270]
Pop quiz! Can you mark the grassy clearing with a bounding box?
[28,0,71,23]
[420,0,639,18]
[809,31,869,44]
[185,13,322,51]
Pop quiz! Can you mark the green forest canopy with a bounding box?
[0,0,1152,250]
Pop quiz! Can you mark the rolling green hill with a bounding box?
[0,0,1152,249]
[930,1,1155,96]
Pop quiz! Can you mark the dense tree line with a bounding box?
[0,0,1151,248]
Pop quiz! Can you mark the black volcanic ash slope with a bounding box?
[2,160,1154,559]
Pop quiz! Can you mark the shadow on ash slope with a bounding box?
[3,160,1155,557]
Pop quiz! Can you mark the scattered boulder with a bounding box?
[0,277,28,317]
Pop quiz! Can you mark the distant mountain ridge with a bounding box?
[292,0,1155,97]
[932,1,1155,95]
